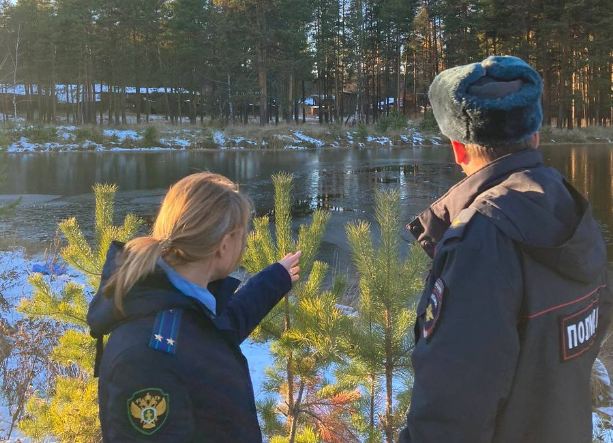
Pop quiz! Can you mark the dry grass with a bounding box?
[541,126,613,143]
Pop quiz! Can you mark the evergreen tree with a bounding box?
[16,184,141,441]
[342,190,428,443]
[242,173,360,443]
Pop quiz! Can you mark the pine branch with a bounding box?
[272,173,294,256]
[93,184,118,245]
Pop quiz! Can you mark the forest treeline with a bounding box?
[0,0,611,128]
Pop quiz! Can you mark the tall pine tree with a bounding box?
[242,173,360,443]
[342,190,427,443]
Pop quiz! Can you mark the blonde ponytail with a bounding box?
[104,172,252,313]
[104,236,164,313]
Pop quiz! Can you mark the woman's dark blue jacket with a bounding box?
[87,241,291,442]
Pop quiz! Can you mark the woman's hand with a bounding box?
[279,251,302,283]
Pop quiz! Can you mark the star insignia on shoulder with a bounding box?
[166,338,175,346]
[154,334,163,342]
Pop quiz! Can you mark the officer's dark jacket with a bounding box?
[87,241,291,442]
[399,148,612,443]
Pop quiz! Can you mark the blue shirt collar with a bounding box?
[156,258,216,317]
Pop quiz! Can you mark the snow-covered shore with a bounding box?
[1,125,443,153]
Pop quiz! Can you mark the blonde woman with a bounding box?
[87,172,301,442]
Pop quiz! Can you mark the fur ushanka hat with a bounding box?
[428,55,543,148]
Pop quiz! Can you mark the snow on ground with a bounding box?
[108,147,175,152]
[6,137,104,153]
[367,135,392,146]
[291,130,325,148]
[230,136,257,146]
[6,137,38,153]
[594,412,613,442]
[0,247,276,440]
[2,124,446,153]
[346,131,355,145]
[593,358,613,441]
[57,125,77,141]
[212,130,226,146]
[0,249,88,441]
[160,137,191,148]
[1,248,613,440]
[102,129,141,142]
[0,249,88,313]
[240,340,273,400]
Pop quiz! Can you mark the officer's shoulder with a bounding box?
[106,309,188,361]
[439,208,501,250]
[148,308,185,356]
[440,207,478,244]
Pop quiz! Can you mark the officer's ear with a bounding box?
[451,140,469,165]
[530,132,540,148]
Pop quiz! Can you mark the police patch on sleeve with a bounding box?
[560,299,599,361]
[423,278,445,339]
[127,388,169,435]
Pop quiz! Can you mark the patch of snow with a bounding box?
[7,137,37,153]
[231,136,257,146]
[108,146,174,152]
[57,126,77,141]
[595,359,611,387]
[593,412,613,442]
[291,131,325,148]
[160,137,191,148]
[366,135,392,146]
[0,249,88,319]
[240,340,272,400]
[212,130,226,146]
[336,304,357,317]
[103,129,141,142]
[0,249,88,439]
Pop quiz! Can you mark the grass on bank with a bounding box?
[0,115,611,151]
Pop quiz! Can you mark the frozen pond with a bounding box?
[0,144,611,265]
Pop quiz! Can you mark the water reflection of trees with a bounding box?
[543,145,613,249]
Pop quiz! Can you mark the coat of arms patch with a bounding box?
[127,388,169,435]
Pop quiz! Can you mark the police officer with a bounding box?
[398,56,612,443]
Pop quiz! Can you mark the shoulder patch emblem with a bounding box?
[423,278,445,339]
[560,299,599,362]
[127,388,169,435]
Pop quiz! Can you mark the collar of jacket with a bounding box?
[87,241,242,338]
[406,148,544,257]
